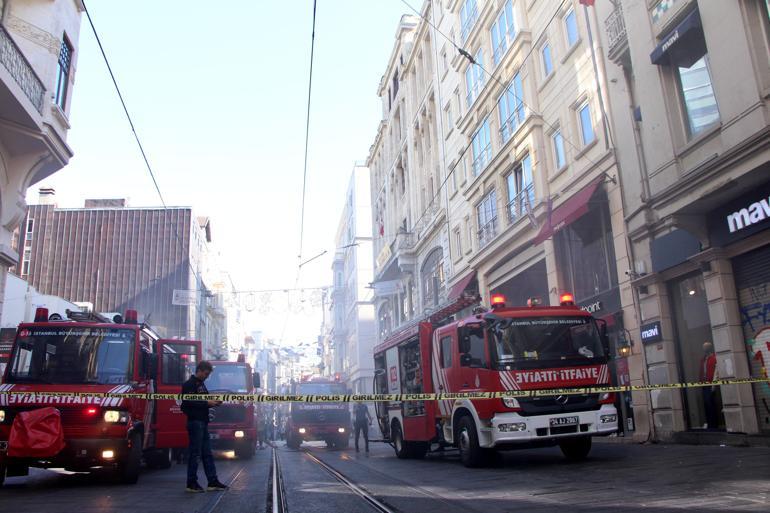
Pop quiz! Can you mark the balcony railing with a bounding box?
[477,217,498,248]
[605,4,627,56]
[0,25,45,114]
[506,183,535,224]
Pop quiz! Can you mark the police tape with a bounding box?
[0,377,768,404]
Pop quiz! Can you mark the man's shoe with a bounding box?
[186,483,205,493]
[207,480,229,491]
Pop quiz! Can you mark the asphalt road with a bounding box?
[1,440,769,512]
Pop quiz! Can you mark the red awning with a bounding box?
[533,176,604,245]
[447,271,476,301]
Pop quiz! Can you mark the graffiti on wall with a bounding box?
[746,328,770,415]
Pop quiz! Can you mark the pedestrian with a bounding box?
[181,360,229,493]
[699,341,719,429]
[257,411,267,449]
[353,401,372,453]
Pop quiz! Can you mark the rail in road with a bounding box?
[269,444,395,513]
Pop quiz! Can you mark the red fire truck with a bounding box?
[286,375,351,449]
[0,308,202,485]
[205,356,261,459]
[373,293,618,467]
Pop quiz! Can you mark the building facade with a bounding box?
[0,1,83,320]
[328,165,376,394]
[368,0,641,436]
[598,0,770,437]
[17,191,228,357]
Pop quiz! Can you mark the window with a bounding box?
[440,336,453,368]
[506,154,534,223]
[460,0,479,42]
[55,36,73,110]
[578,101,595,146]
[444,101,453,133]
[21,249,31,276]
[677,56,720,137]
[491,0,517,65]
[541,42,554,77]
[25,218,34,242]
[465,217,474,253]
[477,189,498,247]
[498,72,526,144]
[378,301,393,340]
[471,118,492,176]
[453,88,462,119]
[565,9,579,48]
[463,325,488,368]
[554,200,618,302]
[453,228,462,259]
[441,47,448,76]
[552,130,566,169]
[465,49,485,107]
[422,248,446,308]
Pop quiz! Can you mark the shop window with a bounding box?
[554,198,618,302]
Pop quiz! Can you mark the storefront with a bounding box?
[490,259,549,308]
[708,178,770,434]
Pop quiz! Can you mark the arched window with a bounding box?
[421,248,446,308]
[378,301,393,340]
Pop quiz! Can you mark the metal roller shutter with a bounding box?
[733,245,770,434]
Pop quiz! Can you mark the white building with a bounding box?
[328,165,376,394]
[0,1,83,320]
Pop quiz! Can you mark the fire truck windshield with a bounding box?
[6,327,135,385]
[488,316,605,368]
[298,382,347,395]
[207,364,250,393]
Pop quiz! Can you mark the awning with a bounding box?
[533,176,604,245]
[650,9,702,65]
[447,271,477,301]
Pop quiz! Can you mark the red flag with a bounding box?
[579,0,595,5]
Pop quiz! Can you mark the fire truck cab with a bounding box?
[205,356,261,459]
[286,375,351,450]
[373,294,618,467]
[0,308,202,485]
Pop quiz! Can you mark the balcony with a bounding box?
[506,183,535,225]
[605,4,628,63]
[0,24,45,117]
[477,217,498,248]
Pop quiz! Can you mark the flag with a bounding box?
[579,0,595,5]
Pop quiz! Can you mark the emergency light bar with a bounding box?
[560,293,576,306]
[34,307,49,322]
[124,309,138,324]
[490,294,506,310]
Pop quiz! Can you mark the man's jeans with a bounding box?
[187,420,218,485]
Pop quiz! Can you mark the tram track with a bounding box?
[268,444,396,513]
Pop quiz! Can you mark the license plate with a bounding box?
[209,433,220,440]
[550,416,579,427]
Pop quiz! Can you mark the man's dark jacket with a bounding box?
[181,376,210,422]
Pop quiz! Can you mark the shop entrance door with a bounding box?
[669,273,724,430]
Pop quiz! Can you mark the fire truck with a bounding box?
[205,356,261,459]
[0,308,202,485]
[373,293,618,467]
[286,375,351,450]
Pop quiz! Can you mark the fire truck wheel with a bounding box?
[457,416,484,468]
[146,448,171,469]
[559,437,592,461]
[119,432,142,484]
[391,422,410,459]
[286,435,301,450]
[235,442,255,460]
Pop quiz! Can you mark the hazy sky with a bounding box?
[30,1,410,347]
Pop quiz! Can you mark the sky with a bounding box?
[29,0,411,348]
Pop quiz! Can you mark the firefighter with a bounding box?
[181,360,229,493]
[353,400,372,453]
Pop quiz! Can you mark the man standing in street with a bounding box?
[353,401,372,453]
[181,360,229,493]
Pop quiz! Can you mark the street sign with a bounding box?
[172,289,197,306]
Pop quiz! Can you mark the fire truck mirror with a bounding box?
[460,353,473,367]
[252,372,261,390]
